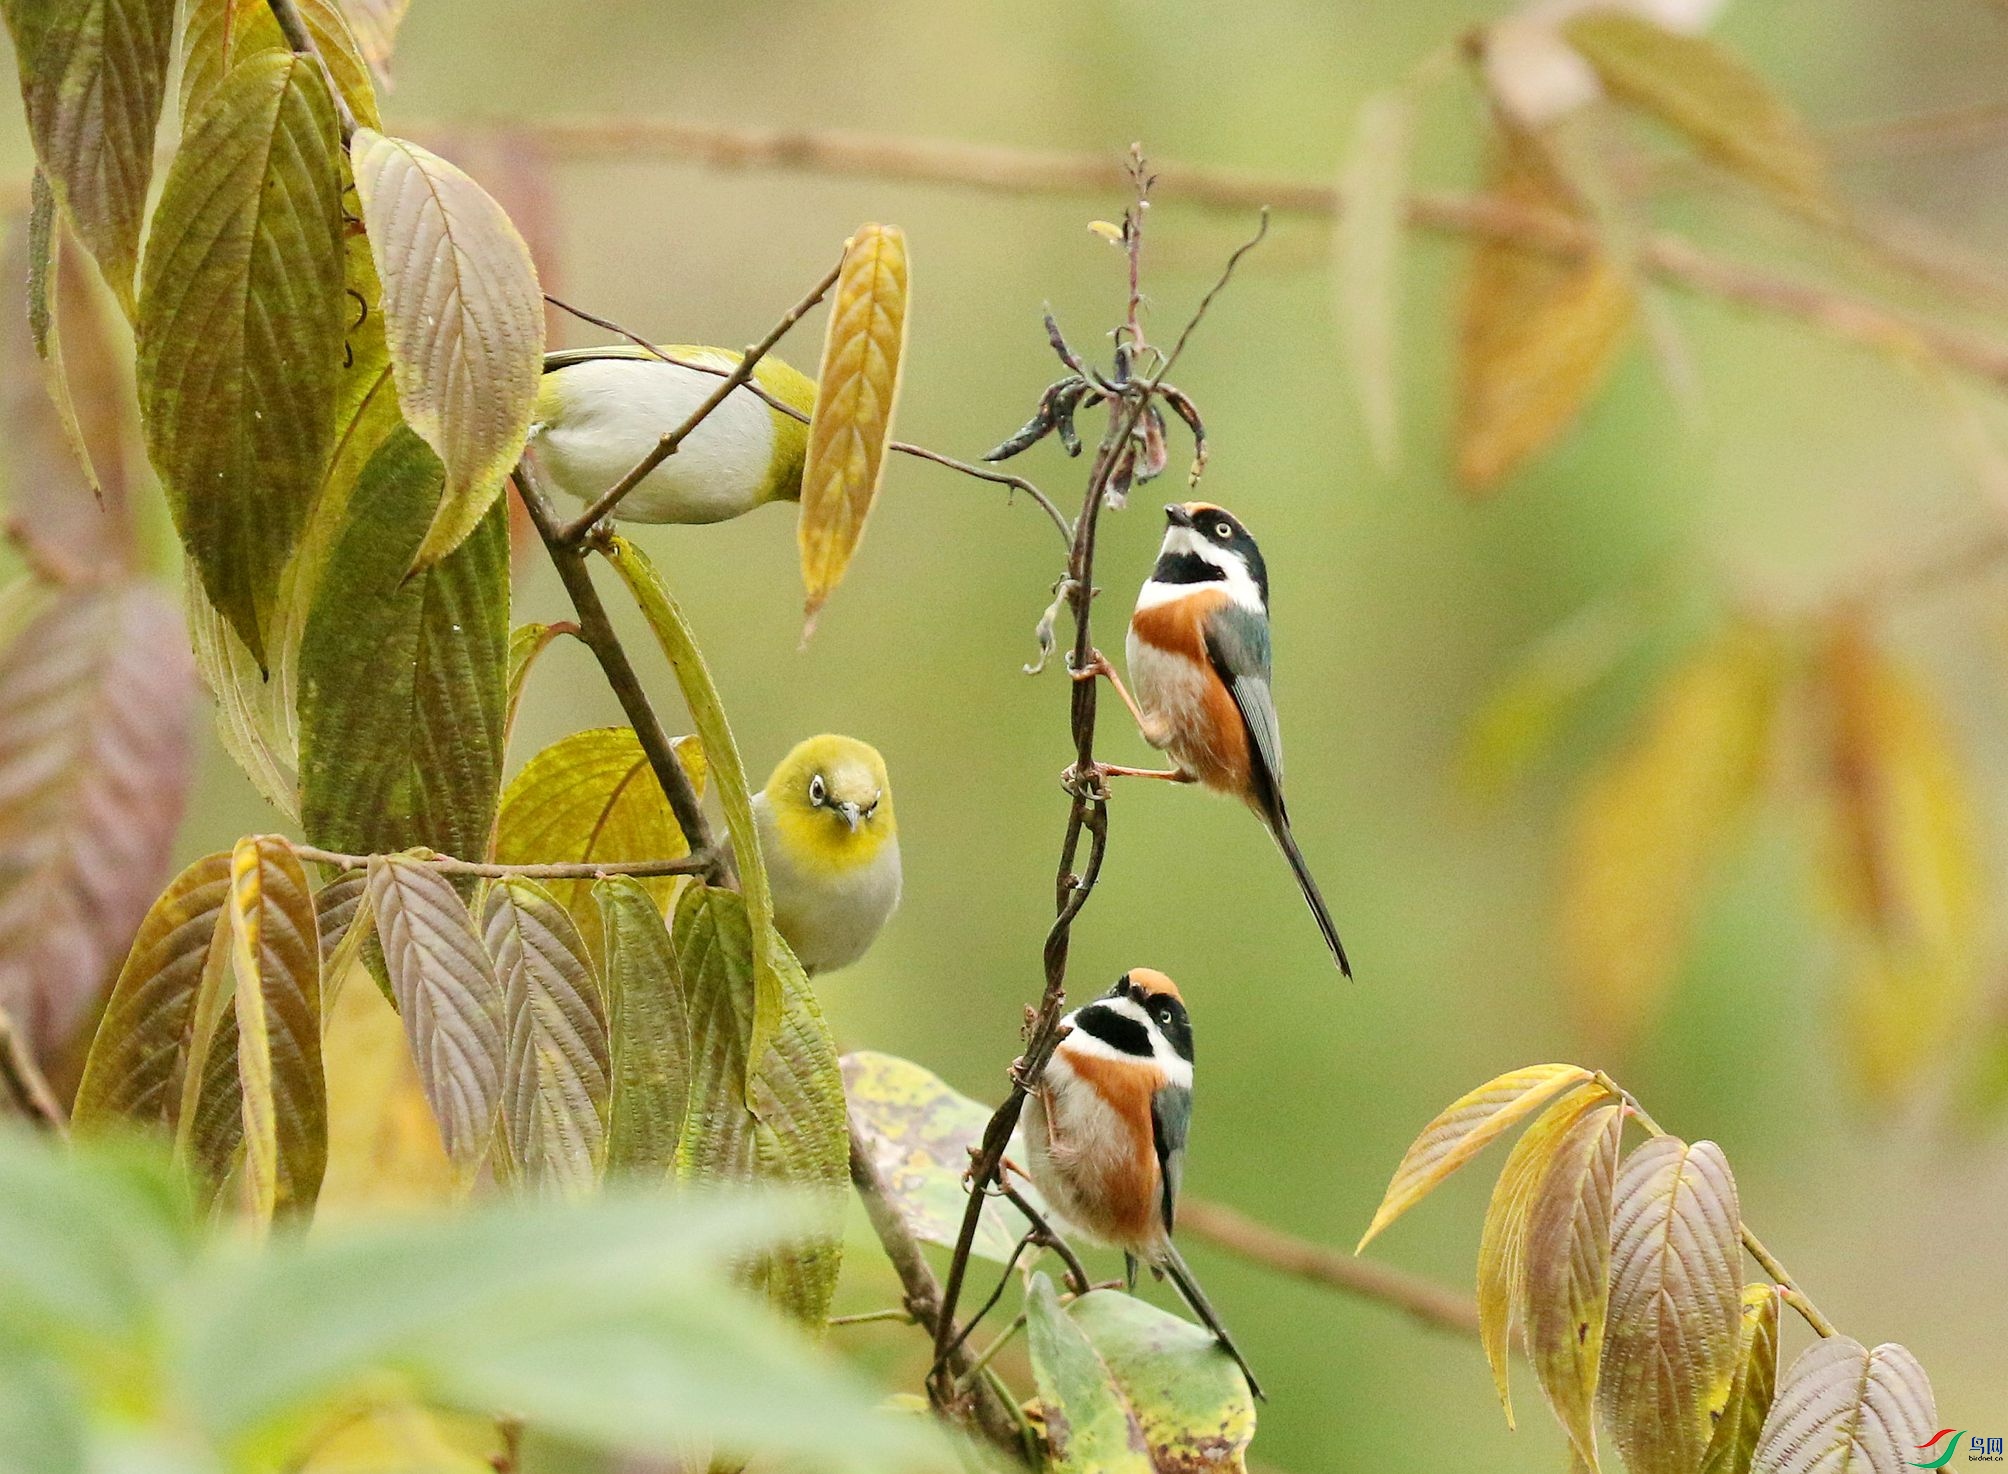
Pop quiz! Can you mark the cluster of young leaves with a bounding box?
[1360,1064,1939,1474]
[0,1126,949,1474]
[1465,590,1989,1107]
[846,1051,1260,1472]
[1335,5,1832,486]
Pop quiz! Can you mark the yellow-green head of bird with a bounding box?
[759,734,896,874]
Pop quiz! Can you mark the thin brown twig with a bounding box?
[0,1008,66,1135]
[292,843,712,882]
[514,458,728,882]
[543,292,1073,541]
[455,115,2008,394]
[998,1179,1091,1295]
[1176,1197,1481,1337]
[556,258,844,539]
[846,1118,1028,1463]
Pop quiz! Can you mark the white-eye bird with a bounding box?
[530,346,818,523]
[1024,968,1262,1399]
[1080,501,1351,977]
[752,735,901,975]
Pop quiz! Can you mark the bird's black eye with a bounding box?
[1156,1003,1173,1022]
[808,774,826,806]
[1214,521,1233,540]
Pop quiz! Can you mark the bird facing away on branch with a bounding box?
[1080,501,1350,976]
[751,734,901,975]
[1024,968,1262,1399]
[530,346,817,523]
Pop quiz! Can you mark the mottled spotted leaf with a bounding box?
[1025,1276,1153,1474]
[1070,1288,1258,1474]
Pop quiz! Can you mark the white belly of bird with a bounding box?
[1024,1051,1143,1250]
[532,357,780,523]
[757,809,902,975]
[1125,625,1211,769]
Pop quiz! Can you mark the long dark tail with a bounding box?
[1161,1243,1265,1401]
[1266,813,1351,978]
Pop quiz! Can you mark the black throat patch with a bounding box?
[1071,1002,1154,1058]
[1150,550,1227,586]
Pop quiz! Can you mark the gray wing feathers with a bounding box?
[1203,605,1285,804]
[1151,1084,1192,1235]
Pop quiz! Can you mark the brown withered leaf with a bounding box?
[1457,125,1634,491]
[1478,1083,1611,1426]
[0,584,195,1055]
[1816,617,1983,1101]
[1360,1063,1593,1250]
[1700,1285,1782,1474]
[1600,1136,1743,1474]
[800,224,909,638]
[1558,620,1781,1050]
[1750,1337,1936,1474]
[1523,1101,1624,1468]
[1563,13,1830,214]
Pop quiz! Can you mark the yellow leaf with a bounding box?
[317,971,454,1219]
[1457,127,1634,491]
[1476,1083,1610,1426]
[799,224,909,637]
[1699,1285,1781,1474]
[1817,619,1983,1101]
[1359,1063,1593,1251]
[1524,1102,1624,1469]
[1563,13,1831,214]
[1558,620,1780,1049]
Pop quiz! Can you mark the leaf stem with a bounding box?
[515,460,728,882]
[1607,1076,1840,1339]
[542,292,1073,543]
[262,0,360,142]
[0,1008,66,1135]
[291,843,713,882]
[555,257,844,540]
[826,1307,918,1328]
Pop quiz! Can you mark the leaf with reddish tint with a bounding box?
[0,584,195,1054]
[1751,1338,1936,1474]
[1523,1102,1623,1468]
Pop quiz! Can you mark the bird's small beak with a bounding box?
[1164,503,1193,528]
[837,801,864,832]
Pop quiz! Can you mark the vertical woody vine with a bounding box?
[920,154,1271,1416]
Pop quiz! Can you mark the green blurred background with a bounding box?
[13,0,2008,1466]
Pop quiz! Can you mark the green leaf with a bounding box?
[1068,1288,1258,1473]
[0,1341,85,1474]
[484,878,610,1195]
[0,584,195,1054]
[1600,1136,1744,1474]
[597,875,692,1179]
[0,0,176,314]
[225,835,325,1224]
[72,853,232,1133]
[180,1190,947,1471]
[492,727,705,945]
[181,0,382,133]
[365,855,505,1177]
[1523,1101,1623,1469]
[184,568,300,820]
[840,1049,1044,1263]
[350,130,544,571]
[504,620,574,745]
[1333,86,1414,470]
[1750,1338,1936,1474]
[1563,13,1830,212]
[135,51,346,665]
[1360,1063,1594,1250]
[174,887,246,1198]
[1025,1274,1153,1474]
[604,536,781,1086]
[669,885,844,1325]
[298,426,510,862]
[1700,1286,1782,1474]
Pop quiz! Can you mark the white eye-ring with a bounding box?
[1214,521,1233,539]
[808,774,827,806]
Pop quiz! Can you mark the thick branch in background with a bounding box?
[433,114,2008,395]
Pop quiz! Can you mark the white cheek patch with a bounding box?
[1058,998,1195,1089]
